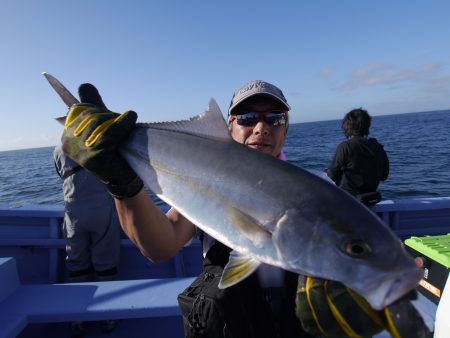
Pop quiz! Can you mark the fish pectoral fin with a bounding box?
[218,251,261,289]
[228,207,272,248]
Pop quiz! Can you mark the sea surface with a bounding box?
[0,109,449,207]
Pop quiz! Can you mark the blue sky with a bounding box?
[1,1,449,151]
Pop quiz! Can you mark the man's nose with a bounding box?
[253,120,269,135]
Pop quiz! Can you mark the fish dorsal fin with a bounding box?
[218,250,261,289]
[139,99,232,141]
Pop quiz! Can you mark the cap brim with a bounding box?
[229,93,291,114]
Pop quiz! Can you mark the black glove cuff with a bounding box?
[107,175,144,200]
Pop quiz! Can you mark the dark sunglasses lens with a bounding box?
[236,113,259,126]
[235,112,286,126]
[266,112,286,126]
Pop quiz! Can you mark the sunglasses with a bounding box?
[230,111,287,127]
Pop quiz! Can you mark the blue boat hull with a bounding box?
[1,197,449,337]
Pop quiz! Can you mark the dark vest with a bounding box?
[178,238,312,338]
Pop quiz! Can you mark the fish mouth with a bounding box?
[384,268,423,306]
[364,267,422,310]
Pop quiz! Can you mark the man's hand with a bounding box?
[61,83,143,199]
[295,275,432,338]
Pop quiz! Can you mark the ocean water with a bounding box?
[0,110,449,207]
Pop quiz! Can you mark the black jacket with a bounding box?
[327,136,389,196]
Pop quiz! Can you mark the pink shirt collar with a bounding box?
[277,150,286,161]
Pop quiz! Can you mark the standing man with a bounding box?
[59,81,427,338]
[327,108,389,207]
[53,88,121,336]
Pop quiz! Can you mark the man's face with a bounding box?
[229,98,288,157]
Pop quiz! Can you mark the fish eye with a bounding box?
[343,239,372,258]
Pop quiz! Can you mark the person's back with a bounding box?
[54,144,113,206]
[54,144,120,279]
[54,144,120,335]
[327,108,389,203]
[330,136,388,195]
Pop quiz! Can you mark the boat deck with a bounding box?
[1,197,449,337]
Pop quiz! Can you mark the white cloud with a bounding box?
[319,67,334,78]
[336,62,446,91]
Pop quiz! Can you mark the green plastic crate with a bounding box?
[405,234,450,304]
[405,234,450,268]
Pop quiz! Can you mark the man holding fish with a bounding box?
[57,79,430,337]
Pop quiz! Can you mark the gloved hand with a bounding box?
[61,83,143,199]
[383,292,433,338]
[295,275,432,338]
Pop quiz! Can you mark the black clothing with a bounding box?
[327,136,389,196]
[178,240,312,338]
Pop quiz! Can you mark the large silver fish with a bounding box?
[120,100,422,310]
[44,73,421,311]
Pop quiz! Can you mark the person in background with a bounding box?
[59,81,429,338]
[53,99,121,337]
[327,108,389,208]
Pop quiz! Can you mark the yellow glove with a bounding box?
[295,275,431,338]
[61,83,143,199]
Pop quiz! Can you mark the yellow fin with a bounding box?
[218,251,261,289]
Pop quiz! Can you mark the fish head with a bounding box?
[272,203,422,310]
